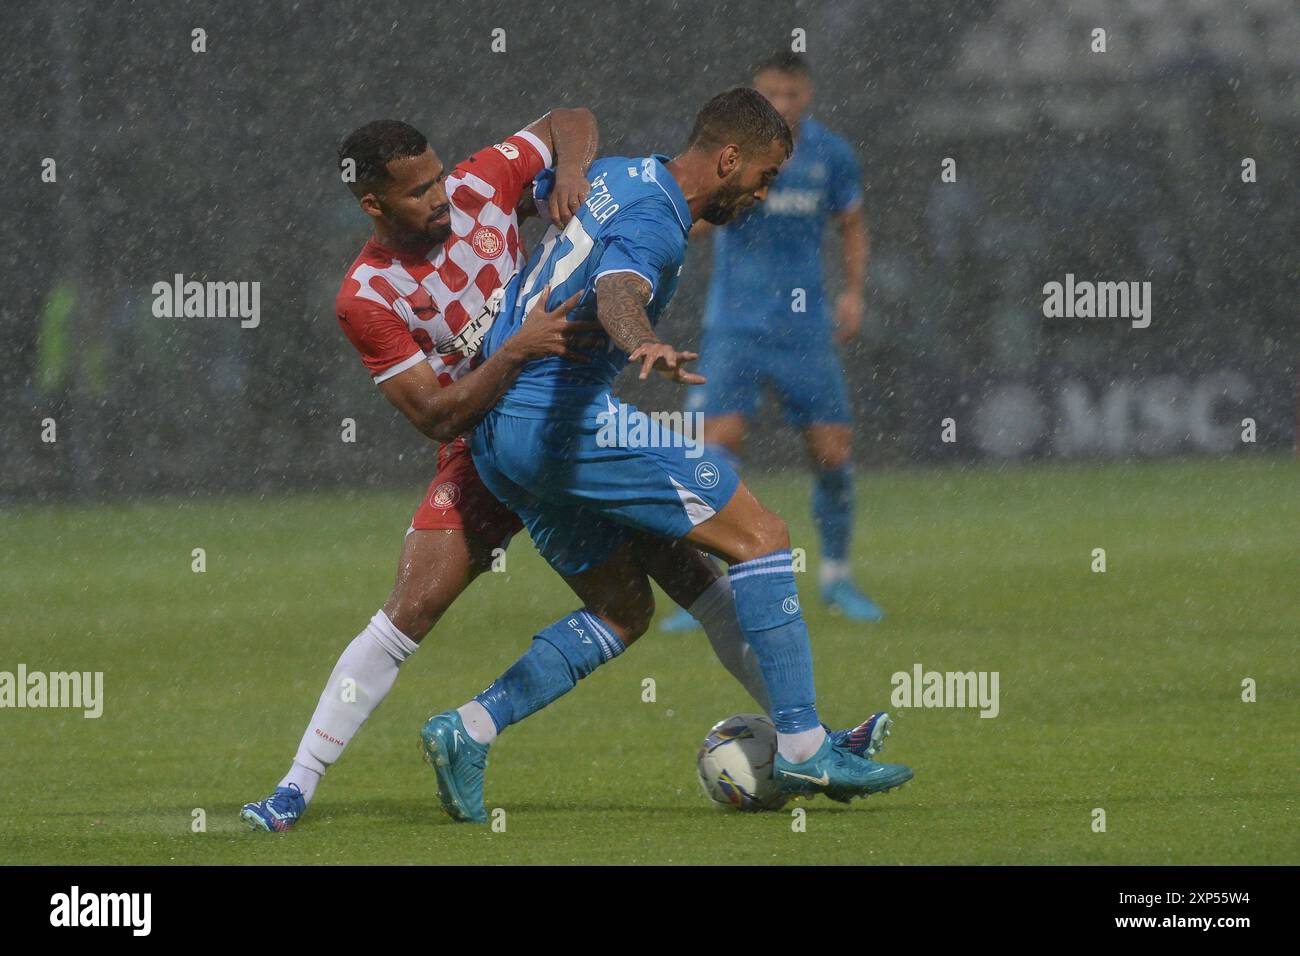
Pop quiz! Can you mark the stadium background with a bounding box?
[2,0,1295,501]
[1,0,1297,869]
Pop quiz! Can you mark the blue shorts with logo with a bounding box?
[470,398,740,576]
[685,329,851,427]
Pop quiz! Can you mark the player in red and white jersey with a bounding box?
[332,114,604,543]
[336,124,564,391]
[240,112,614,832]
[241,114,795,832]
[330,116,598,550]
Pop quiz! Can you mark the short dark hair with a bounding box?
[753,51,811,80]
[337,119,428,196]
[686,87,793,159]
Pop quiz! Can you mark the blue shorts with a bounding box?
[470,400,741,576]
[686,331,851,427]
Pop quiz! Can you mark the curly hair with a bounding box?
[337,119,428,196]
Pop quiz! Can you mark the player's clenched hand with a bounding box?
[549,166,589,226]
[511,286,601,363]
[628,342,706,385]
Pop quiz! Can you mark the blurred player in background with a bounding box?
[663,52,883,631]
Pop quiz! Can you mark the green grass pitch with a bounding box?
[1,457,1295,865]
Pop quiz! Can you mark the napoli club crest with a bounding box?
[470,225,505,259]
[694,461,720,489]
[430,481,461,509]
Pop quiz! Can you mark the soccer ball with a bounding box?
[696,714,789,812]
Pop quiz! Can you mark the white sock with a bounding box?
[819,558,851,589]
[777,726,827,764]
[277,762,323,804]
[690,575,770,713]
[457,699,499,745]
[279,610,419,804]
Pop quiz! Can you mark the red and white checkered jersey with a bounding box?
[336,129,552,387]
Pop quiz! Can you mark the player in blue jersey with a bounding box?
[664,52,883,631]
[419,88,913,822]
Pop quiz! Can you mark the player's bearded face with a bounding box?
[701,170,758,225]
[379,149,453,246]
[702,142,788,225]
[383,196,452,245]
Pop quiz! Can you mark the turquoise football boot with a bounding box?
[822,579,884,621]
[774,734,912,802]
[419,710,490,824]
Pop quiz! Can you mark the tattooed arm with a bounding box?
[594,272,704,384]
[595,272,657,351]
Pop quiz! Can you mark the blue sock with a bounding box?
[475,610,624,732]
[812,465,853,562]
[727,551,819,733]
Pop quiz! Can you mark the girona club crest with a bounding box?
[430,481,461,509]
[470,225,505,260]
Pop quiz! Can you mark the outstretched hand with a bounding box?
[628,342,706,384]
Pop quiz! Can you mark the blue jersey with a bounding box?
[704,117,862,340]
[484,154,692,418]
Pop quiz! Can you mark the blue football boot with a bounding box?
[419,710,490,824]
[240,783,307,832]
[822,579,885,621]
